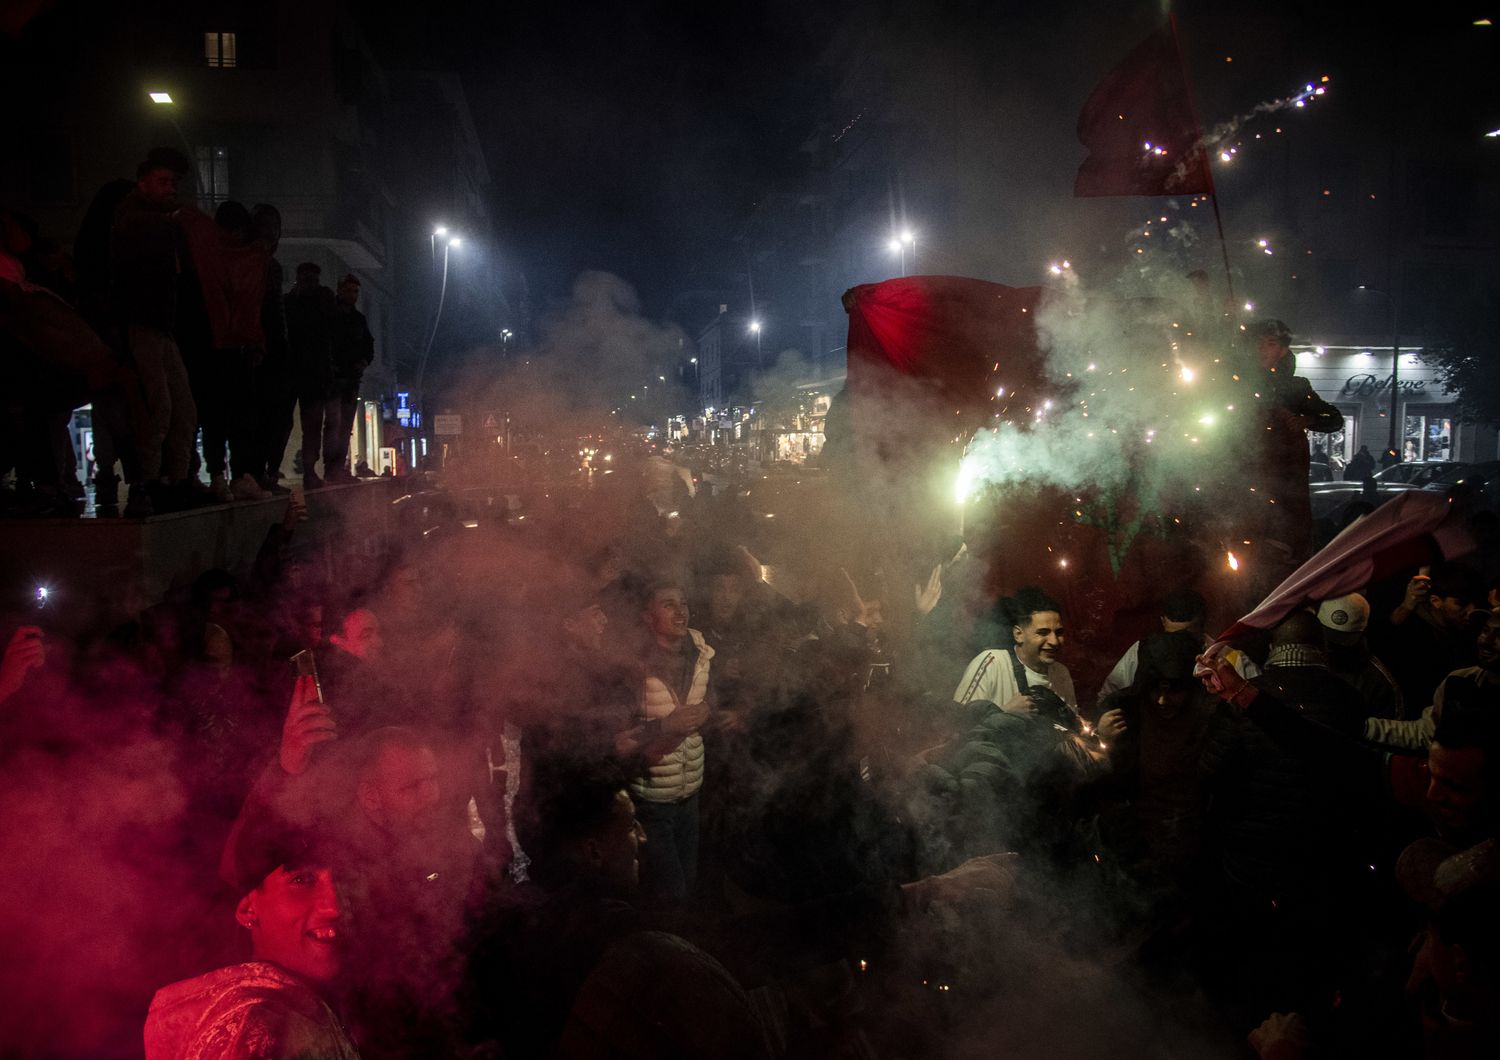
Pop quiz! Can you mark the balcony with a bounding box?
[271,194,385,270]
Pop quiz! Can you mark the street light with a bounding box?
[431,226,449,262]
[149,91,174,104]
[748,319,763,366]
[417,234,463,403]
[889,230,917,276]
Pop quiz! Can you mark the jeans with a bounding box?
[298,392,337,475]
[126,325,196,481]
[327,377,361,470]
[632,792,700,905]
[258,356,297,482]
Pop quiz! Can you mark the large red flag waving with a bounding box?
[840,276,1214,700]
[1074,21,1213,198]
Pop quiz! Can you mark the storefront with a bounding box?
[771,388,832,464]
[1293,345,1467,464]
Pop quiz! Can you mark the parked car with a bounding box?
[1309,460,1464,494]
[1423,461,1494,493]
[1423,461,1500,513]
[1307,462,1459,524]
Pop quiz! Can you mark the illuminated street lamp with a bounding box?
[889,229,917,276]
[749,319,763,365]
[148,91,174,104]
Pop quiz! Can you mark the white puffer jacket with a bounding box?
[631,629,714,804]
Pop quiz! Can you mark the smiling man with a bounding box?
[144,814,357,1059]
[953,587,1077,716]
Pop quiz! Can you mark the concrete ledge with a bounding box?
[4,479,409,627]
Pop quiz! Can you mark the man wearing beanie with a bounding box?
[144,811,357,1059]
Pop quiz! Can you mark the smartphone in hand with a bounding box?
[290,648,325,703]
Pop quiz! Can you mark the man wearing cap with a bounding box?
[519,580,645,771]
[1097,588,1242,701]
[1317,592,1403,721]
[144,814,357,1059]
[1249,319,1343,563]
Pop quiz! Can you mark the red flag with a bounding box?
[840,276,1200,699]
[1074,21,1213,198]
[842,275,1044,415]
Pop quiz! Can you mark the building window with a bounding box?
[205,31,237,68]
[195,145,229,205]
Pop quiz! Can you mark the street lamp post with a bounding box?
[1353,285,1403,457]
[417,234,461,406]
[887,229,917,277]
[749,319,762,367]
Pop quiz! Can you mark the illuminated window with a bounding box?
[205,31,237,68]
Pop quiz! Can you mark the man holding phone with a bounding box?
[1379,566,1481,713]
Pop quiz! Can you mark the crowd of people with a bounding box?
[1,441,1498,1060]
[2,146,376,518]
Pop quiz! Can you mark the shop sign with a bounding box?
[433,414,463,435]
[1340,373,1427,398]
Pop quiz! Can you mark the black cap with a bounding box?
[1251,318,1293,344]
[225,803,347,896]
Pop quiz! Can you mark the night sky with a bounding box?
[366,0,853,316]
[364,1,1499,327]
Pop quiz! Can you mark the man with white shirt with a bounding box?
[953,587,1076,715]
[1098,589,1209,701]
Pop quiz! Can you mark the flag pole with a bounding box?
[1169,12,1236,310]
[1207,189,1237,311]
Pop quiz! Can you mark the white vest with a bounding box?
[631,629,714,804]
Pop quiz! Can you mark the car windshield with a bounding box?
[1430,464,1478,487]
[1410,463,1457,486]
